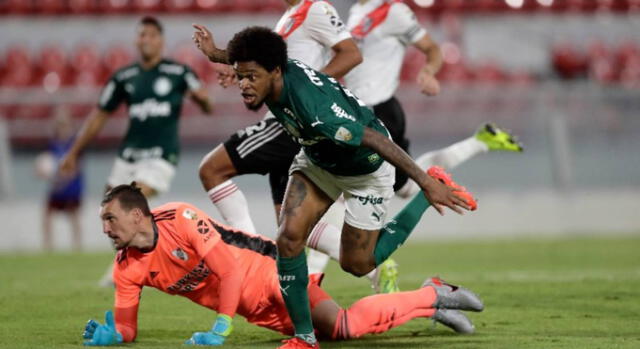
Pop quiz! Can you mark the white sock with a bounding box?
[397,136,488,198]
[208,180,257,234]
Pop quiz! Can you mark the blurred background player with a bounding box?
[35,107,84,252]
[303,0,525,288]
[59,16,212,286]
[60,16,212,198]
[80,183,482,347]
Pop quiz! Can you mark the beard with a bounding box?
[245,98,266,111]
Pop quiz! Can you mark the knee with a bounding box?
[339,258,375,278]
[199,152,233,187]
[277,229,307,257]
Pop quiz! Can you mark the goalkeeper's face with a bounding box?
[99,200,143,250]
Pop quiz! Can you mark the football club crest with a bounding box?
[153,76,172,96]
[334,126,353,142]
[172,248,189,261]
[182,209,198,220]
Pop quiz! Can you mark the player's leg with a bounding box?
[397,123,523,198]
[277,171,334,346]
[42,202,54,251]
[68,203,82,252]
[311,281,478,339]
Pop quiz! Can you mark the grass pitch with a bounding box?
[1,236,639,349]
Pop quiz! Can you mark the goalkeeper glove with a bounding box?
[82,310,123,346]
[185,314,233,346]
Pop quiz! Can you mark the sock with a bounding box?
[277,252,317,345]
[396,136,488,198]
[306,248,331,275]
[373,193,431,266]
[207,180,257,234]
[332,287,437,339]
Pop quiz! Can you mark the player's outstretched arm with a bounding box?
[59,108,109,177]
[189,87,213,115]
[361,127,470,215]
[414,33,443,96]
[192,24,230,65]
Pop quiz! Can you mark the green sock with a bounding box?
[373,192,431,265]
[277,251,317,345]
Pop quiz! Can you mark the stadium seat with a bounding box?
[68,0,97,14]
[165,0,195,12]
[171,43,214,83]
[131,0,163,12]
[194,0,233,13]
[474,61,507,83]
[5,0,34,14]
[103,45,133,77]
[551,42,588,79]
[99,0,132,13]
[70,44,104,86]
[2,45,35,86]
[37,45,72,86]
[34,0,67,14]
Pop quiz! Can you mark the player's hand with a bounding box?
[216,64,237,88]
[417,69,441,96]
[58,152,78,178]
[82,310,123,346]
[420,177,471,215]
[185,314,233,346]
[192,24,217,61]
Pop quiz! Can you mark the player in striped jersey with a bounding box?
[81,183,483,347]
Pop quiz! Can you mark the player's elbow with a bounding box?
[349,49,363,68]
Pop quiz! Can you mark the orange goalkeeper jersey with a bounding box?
[113,202,278,321]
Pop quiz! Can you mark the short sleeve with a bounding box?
[305,1,352,48]
[308,100,365,147]
[97,76,126,112]
[386,2,427,45]
[182,65,202,92]
[175,206,221,259]
[113,267,142,308]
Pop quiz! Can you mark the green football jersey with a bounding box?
[98,59,201,165]
[266,59,389,176]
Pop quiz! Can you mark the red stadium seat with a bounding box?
[131,0,163,12]
[171,43,214,83]
[194,0,233,13]
[37,45,72,86]
[34,0,67,14]
[103,44,133,77]
[474,61,507,83]
[68,0,97,14]
[2,45,36,86]
[99,0,132,13]
[5,0,34,14]
[165,0,195,12]
[70,44,104,86]
[551,42,588,79]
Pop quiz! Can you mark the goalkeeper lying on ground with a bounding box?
[82,183,483,346]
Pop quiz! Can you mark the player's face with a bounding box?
[234,61,280,111]
[136,24,163,61]
[99,200,140,250]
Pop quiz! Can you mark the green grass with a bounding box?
[1,236,640,349]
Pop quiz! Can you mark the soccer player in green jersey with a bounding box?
[193,26,475,349]
[60,16,212,198]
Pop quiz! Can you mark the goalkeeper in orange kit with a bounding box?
[81,183,483,346]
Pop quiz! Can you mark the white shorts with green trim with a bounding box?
[107,157,176,194]
[289,150,395,231]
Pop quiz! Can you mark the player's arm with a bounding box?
[321,38,362,79]
[189,87,213,115]
[413,33,443,96]
[185,243,243,346]
[183,215,243,346]
[306,1,362,79]
[388,2,441,95]
[360,127,470,215]
[192,24,229,64]
[59,108,109,176]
